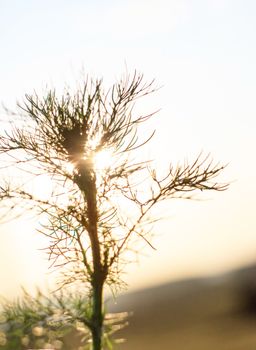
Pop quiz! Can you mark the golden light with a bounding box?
[65,161,75,175]
[93,148,114,172]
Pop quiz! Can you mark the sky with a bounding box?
[0,0,256,297]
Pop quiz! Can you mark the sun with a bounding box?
[93,148,114,171]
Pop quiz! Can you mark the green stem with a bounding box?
[77,160,105,350]
[91,279,104,350]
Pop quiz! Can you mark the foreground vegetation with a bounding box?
[0,71,227,349]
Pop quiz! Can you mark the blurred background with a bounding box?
[0,0,256,348]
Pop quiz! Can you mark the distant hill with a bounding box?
[108,264,256,350]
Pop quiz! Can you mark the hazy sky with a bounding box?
[0,0,256,296]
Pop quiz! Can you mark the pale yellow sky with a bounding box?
[0,0,256,296]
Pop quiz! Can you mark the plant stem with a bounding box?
[78,161,105,350]
[91,279,104,350]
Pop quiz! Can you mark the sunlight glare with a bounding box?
[93,149,114,171]
[65,161,75,175]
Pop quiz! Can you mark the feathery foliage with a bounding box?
[0,72,228,349]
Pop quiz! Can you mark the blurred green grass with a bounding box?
[2,265,256,349]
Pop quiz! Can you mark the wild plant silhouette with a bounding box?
[0,72,228,350]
